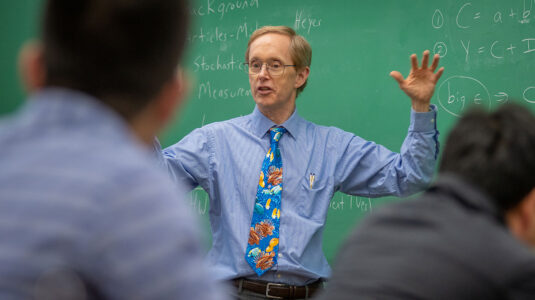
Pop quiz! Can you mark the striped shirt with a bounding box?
[0,88,227,300]
[157,104,439,285]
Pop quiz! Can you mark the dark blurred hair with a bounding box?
[42,0,189,119]
[440,103,535,211]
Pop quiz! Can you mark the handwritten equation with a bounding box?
[437,75,535,116]
[432,2,535,62]
[432,1,535,116]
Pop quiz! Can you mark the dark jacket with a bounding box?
[319,174,535,300]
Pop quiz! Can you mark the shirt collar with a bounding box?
[249,105,305,140]
[27,87,117,121]
[23,87,137,146]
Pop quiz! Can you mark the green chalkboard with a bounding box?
[0,1,42,114]
[2,0,535,264]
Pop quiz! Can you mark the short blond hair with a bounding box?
[245,26,312,97]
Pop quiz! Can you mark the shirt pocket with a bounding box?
[296,174,334,222]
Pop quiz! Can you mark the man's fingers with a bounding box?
[390,71,404,85]
[410,54,418,70]
[430,54,440,72]
[434,67,445,82]
[421,50,430,69]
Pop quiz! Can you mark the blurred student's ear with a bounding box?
[507,188,535,247]
[18,41,46,93]
[155,68,190,126]
[132,68,191,145]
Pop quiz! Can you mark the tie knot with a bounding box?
[269,127,286,143]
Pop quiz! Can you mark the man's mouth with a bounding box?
[257,86,273,94]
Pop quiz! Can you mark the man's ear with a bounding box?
[507,188,535,246]
[18,41,46,93]
[294,66,310,90]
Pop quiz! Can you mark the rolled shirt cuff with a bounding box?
[409,104,437,132]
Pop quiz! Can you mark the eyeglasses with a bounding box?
[243,60,296,76]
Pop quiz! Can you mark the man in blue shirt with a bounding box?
[0,0,227,299]
[158,25,443,299]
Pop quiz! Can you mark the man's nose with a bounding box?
[258,64,270,77]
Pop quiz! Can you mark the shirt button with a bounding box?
[277,274,281,278]
[278,253,282,258]
[431,119,435,123]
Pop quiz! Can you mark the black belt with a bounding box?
[232,278,323,299]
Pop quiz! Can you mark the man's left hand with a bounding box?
[390,50,444,112]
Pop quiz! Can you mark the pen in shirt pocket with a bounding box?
[309,173,315,189]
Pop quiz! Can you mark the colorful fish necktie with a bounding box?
[245,126,286,276]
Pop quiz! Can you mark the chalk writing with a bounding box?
[329,195,372,212]
[349,196,372,212]
[523,38,535,53]
[191,0,260,20]
[438,75,535,116]
[188,21,260,44]
[494,92,509,104]
[438,76,490,117]
[524,87,535,103]
[189,27,227,43]
[433,41,448,58]
[432,2,535,64]
[329,197,345,210]
[190,188,209,215]
[193,54,245,72]
[454,38,535,63]
[198,81,252,100]
[294,9,322,34]
[519,0,534,24]
[453,1,534,28]
[432,9,445,29]
[456,2,475,29]
[235,21,259,40]
[190,188,372,217]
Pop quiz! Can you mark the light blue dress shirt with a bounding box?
[158,105,439,285]
[0,88,227,300]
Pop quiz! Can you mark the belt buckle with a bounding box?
[266,282,285,299]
